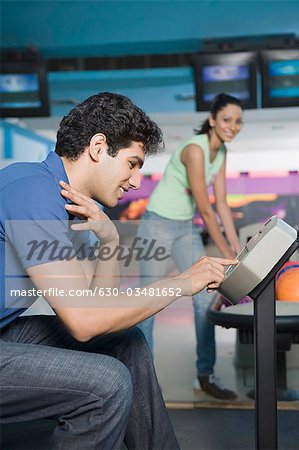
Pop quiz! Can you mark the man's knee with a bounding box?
[85,354,133,404]
[107,360,133,408]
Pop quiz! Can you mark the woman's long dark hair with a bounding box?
[194,93,243,135]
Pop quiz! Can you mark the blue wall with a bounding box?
[2,1,299,57]
[2,1,299,116]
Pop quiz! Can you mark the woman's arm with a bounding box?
[182,144,235,258]
[213,158,241,254]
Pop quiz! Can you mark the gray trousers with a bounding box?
[0,315,179,450]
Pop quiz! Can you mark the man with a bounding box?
[0,92,236,449]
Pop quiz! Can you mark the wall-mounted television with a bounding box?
[261,49,299,108]
[192,51,258,111]
[0,55,50,118]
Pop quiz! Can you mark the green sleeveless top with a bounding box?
[147,134,225,220]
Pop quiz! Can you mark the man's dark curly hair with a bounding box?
[55,92,164,160]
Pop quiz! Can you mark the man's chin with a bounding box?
[98,198,118,209]
[108,198,119,208]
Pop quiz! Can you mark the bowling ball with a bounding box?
[276,262,299,302]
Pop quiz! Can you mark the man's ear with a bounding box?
[88,133,108,162]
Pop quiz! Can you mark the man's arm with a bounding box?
[27,255,236,342]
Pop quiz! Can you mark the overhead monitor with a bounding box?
[0,57,50,118]
[192,51,258,111]
[261,49,299,108]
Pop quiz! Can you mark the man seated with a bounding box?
[0,92,236,449]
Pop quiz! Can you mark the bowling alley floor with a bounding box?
[152,296,299,410]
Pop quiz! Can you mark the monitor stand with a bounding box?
[248,237,299,450]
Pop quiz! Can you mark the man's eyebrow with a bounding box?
[130,156,144,168]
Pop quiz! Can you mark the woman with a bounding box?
[137,93,243,400]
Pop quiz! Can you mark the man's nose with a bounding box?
[129,172,141,190]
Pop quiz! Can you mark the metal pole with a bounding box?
[254,278,277,450]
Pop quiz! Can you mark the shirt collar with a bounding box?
[43,151,69,184]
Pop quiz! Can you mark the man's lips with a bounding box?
[118,186,129,199]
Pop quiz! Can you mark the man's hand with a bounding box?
[59,180,119,244]
[178,256,238,296]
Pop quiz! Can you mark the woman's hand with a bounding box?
[224,248,238,260]
[60,180,119,244]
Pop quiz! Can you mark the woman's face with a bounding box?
[209,104,243,142]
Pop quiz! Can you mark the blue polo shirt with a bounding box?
[0,151,85,329]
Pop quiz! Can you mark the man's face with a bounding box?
[95,141,144,207]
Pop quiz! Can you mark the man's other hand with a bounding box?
[60,180,119,244]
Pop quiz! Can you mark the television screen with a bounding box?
[192,51,258,111]
[261,49,299,107]
[0,60,50,118]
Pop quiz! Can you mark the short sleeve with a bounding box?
[3,175,73,269]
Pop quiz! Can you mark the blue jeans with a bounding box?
[137,210,216,376]
[0,315,179,450]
